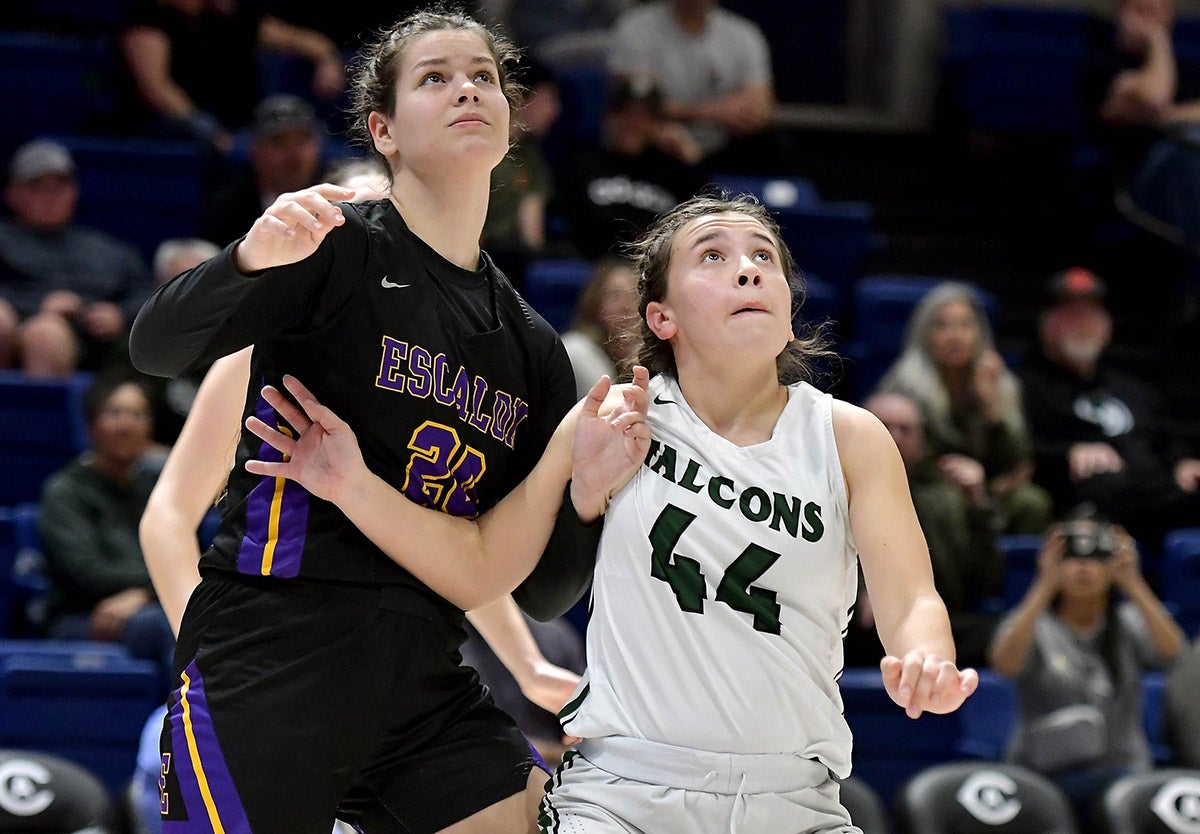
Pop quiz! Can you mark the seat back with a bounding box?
[0,641,160,799]
[0,748,118,833]
[1100,768,1200,834]
[0,373,91,506]
[839,668,961,805]
[1161,529,1200,638]
[837,774,891,834]
[523,258,595,333]
[895,761,1078,834]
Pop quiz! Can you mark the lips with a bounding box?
[733,303,769,315]
[451,113,488,126]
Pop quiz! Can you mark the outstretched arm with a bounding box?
[833,400,978,719]
[246,369,651,610]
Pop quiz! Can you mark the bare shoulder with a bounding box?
[830,398,892,455]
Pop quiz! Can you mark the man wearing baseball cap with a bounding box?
[0,139,152,377]
[1017,266,1200,543]
[200,94,326,246]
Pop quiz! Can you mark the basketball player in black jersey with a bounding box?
[128,8,643,834]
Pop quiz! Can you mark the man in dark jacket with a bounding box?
[1018,266,1200,544]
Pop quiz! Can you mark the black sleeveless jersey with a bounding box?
[131,199,577,599]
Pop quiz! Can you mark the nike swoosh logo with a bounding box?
[381,275,412,289]
[653,395,677,405]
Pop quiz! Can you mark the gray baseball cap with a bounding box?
[8,139,75,184]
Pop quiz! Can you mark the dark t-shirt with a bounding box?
[130,199,578,603]
[116,0,263,133]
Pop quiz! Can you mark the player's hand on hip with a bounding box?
[244,374,367,504]
[235,184,355,273]
[571,365,651,521]
[518,660,582,715]
[881,652,978,719]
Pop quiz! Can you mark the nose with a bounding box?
[737,255,762,287]
[457,76,481,104]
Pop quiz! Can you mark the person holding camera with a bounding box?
[988,505,1186,828]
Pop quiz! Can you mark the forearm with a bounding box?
[259,16,340,64]
[1166,99,1200,124]
[335,425,574,610]
[988,580,1054,677]
[1124,578,1186,659]
[876,591,956,661]
[466,596,546,682]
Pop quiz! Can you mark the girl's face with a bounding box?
[647,212,794,370]
[1059,555,1113,602]
[927,299,980,371]
[371,30,510,175]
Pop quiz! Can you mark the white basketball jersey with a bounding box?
[561,375,859,776]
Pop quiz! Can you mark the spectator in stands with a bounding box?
[1081,0,1200,243]
[560,76,708,260]
[115,0,345,153]
[38,374,173,691]
[988,505,1184,829]
[0,140,152,378]
[151,237,220,291]
[1018,266,1200,545]
[607,0,778,172]
[481,58,562,289]
[852,390,1004,668]
[200,94,326,246]
[459,610,586,768]
[561,256,640,399]
[1165,635,1200,766]
[877,282,1053,534]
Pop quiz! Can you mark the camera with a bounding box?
[1062,521,1117,560]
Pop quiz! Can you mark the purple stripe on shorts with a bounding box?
[528,738,552,776]
[164,660,252,834]
[236,390,310,578]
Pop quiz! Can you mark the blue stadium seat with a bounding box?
[708,174,821,211]
[523,258,595,333]
[21,0,134,30]
[51,136,211,264]
[941,6,1090,134]
[0,33,111,151]
[1161,528,1200,638]
[0,372,91,506]
[956,670,1018,761]
[996,534,1043,609]
[1142,671,1173,765]
[10,503,49,637]
[839,667,962,805]
[0,640,160,799]
[774,201,876,303]
[844,276,997,401]
[0,511,16,639]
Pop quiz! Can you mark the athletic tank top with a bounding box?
[562,374,859,775]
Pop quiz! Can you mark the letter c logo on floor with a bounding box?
[0,759,54,816]
[1150,776,1200,834]
[956,770,1021,825]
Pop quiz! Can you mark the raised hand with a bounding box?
[235,183,356,273]
[570,365,652,520]
[881,652,978,719]
[244,375,367,504]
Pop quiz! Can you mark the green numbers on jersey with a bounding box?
[647,504,783,634]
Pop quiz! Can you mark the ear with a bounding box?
[645,301,677,341]
[368,112,396,156]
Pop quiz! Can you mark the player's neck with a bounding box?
[675,363,787,446]
[390,169,490,271]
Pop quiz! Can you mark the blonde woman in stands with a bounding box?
[877,281,1053,534]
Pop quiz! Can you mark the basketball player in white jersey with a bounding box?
[242,194,978,833]
[537,194,978,834]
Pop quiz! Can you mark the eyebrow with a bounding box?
[410,55,497,73]
[687,229,778,251]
